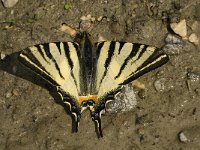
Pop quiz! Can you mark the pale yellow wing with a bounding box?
[19,42,81,100]
[95,41,169,100]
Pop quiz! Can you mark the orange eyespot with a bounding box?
[79,95,97,104]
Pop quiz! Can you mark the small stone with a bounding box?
[189,33,199,45]
[0,52,6,60]
[86,14,92,19]
[170,19,187,38]
[106,84,137,113]
[97,16,103,22]
[165,34,184,44]
[98,34,107,42]
[104,0,108,4]
[163,34,184,55]
[106,18,110,22]
[132,80,145,90]
[2,0,18,8]
[187,71,200,82]
[80,16,87,21]
[178,131,188,143]
[12,89,19,96]
[58,24,77,37]
[163,44,182,55]
[178,126,200,146]
[10,10,14,15]
[191,21,199,32]
[154,78,166,92]
[5,92,12,98]
[91,17,95,22]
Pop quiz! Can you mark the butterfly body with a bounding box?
[19,32,169,137]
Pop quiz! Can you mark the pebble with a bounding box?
[154,78,166,92]
[178,131,189,143]
[178,126,200,146]
[106,84,137,113]
[59,24,77,37]
[98,34,107,42]
[5,92,12,98]
[80,14,93,21]
[91,17,95,22]
[80,16,87,21]
[0,52,6,60]
[165,34,184,44]
[86,14,91,19]
[170,19,187,38]
[97,16,103,22]
[187,71,200,82]
[2,0,18,8]
[106,18,110,22]
[12,89,20,96]
[191,21,199,32]
[132,80,145,90]
[189,33,199,45]
[163,44,182,55]
[163,34,184,55]
[10,10,14,15]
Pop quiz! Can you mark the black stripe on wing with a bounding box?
[43,43,65,79]
[115,43,142,79]
[63,42,79,88]
[19,48,60,86]
[63,42,74,69]
[99,41,116,85]
[54,42,62,54]
[118,41,126,54]
[35,45,49,63]
[121,48,169,85]
[96,42,104,59]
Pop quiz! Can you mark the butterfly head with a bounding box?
[79,95,96,112]
[74,31,91,47]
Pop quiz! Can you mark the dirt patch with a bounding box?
[0,0,200,150]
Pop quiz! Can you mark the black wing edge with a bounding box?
[18,49,60,86]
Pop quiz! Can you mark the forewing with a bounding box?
[96,41,169,99]
[19,42,81,100]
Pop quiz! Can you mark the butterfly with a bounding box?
[18,32,169,137]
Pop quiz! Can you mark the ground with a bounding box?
[0,0,200,150]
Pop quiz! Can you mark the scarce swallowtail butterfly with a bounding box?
[18,32,169,137]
